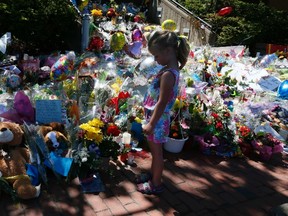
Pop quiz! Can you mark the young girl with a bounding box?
[137,30,190,194]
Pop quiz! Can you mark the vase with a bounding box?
[164,137,188,153]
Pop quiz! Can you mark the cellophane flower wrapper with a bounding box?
[134,56,163,79]
[0,90,35,124]
[30,84,59,102]
[78,56,101,76]
[93,79,113,110]
[194,133,220,155]
[20,58,40,73]
[43,52,61,68]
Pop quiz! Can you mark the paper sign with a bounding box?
[257,75,281,91]
[36,100,62,124]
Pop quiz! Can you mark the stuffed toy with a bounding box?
[39,122,70,157]
[38,122,73,178]
[0,122,40,199]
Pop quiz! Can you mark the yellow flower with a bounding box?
[79,118,104,143]
[91,9,103,17]
[111,77,123,94]
[173,98,184,110]
[85,128,103,143]
[88,118,104,128]
[79,123,91,131]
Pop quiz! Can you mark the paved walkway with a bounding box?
[1,142,288,216]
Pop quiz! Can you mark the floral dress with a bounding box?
[143,68,179,144]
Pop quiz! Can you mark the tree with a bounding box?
[0,0,81,55]
[176,0,288,47]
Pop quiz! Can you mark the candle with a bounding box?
[122,132,131,144]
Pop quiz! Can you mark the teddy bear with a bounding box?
[38,122,70,157]
[0,121,40,199]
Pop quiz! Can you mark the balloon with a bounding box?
[217,7,233,16]
[110,32,126,51]
[134,15,143,23]
[132,28,143,42]
[6,74,21,88]
[124,41,142,59]
[50,51,75,81]
[277,80,288,99]
[106,8,116,18]
[161,19,177,31]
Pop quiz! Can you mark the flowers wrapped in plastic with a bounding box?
[251,132,284,161]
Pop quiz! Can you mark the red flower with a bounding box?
[239,126,251,137]
[88,36,104,51]
[224,112,230,117]
[215,121,223,129]
[107,124,121,136]
[211,112,219,119]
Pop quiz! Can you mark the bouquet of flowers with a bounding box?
[202,99,242,157]
[72,118,121,179]
[251,132,284,161]
[236,124,255,156]
[169,96,191,140]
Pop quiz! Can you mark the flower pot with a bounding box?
[164,137,188,153]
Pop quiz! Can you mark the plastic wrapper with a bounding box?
[0,91,35,124]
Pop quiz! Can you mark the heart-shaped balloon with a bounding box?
[124,41,142,59]
[132,28,143,42]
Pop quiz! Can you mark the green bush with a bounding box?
[0,0,81,55]
[177,0,288,46]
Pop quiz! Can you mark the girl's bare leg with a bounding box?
[148,140,163,186]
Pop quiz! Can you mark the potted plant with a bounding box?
[164,97,190,153]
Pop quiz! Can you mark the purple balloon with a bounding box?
[124,41,143,59]
[132,29,143,42]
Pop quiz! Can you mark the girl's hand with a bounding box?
[142,123,154,135]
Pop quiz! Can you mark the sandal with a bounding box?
[137,181,164,195]
[134,172,152,184]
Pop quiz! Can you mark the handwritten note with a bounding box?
[257,75,281,91]
[36,100,62,124]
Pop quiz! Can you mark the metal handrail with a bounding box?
[166,0,212,29]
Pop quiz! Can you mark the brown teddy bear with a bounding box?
[39,122,70,157]
[0,122,40,199]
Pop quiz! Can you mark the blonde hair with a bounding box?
[148,30,190,69]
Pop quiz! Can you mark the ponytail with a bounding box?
[177,36,190,69]
[148,30,190,69]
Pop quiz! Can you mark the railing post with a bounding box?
[81,13,90,52]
